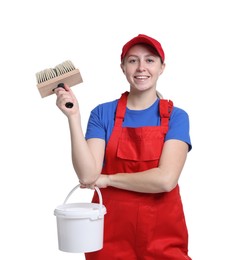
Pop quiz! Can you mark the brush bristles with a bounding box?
[36,60,76,84]
[36,60,83,98]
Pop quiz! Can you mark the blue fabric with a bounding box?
[85,98,192,151]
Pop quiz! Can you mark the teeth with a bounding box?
[135,76,148,79]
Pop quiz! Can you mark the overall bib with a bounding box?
[86,92,191,260]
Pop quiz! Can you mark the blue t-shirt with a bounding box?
[85,98,192,151]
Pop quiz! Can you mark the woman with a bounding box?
[55,34,192,260]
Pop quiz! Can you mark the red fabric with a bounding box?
[121,34,165,62]
[86,92,191,260]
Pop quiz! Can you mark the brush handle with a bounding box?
[57,83,73,108]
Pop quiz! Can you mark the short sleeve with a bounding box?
[85,105,106,140]
[165,108,192,151]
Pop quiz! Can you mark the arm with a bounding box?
[55,85,105,184]
[68,116,105,184]
[95,139,189,193]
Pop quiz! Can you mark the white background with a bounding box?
[0,0,228,259]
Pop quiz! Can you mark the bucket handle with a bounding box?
[62,184,104,218]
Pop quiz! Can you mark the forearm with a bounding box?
[68,115,99,184]
[99,140,188,193]
[108,168,175,193]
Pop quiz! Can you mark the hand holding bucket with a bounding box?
[54,184,106,253]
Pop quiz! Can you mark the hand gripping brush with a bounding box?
[35,60,83,108]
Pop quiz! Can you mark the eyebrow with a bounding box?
[127,54,158,59]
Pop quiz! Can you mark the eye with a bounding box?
[146,58,154,63]
[128,58,137,64]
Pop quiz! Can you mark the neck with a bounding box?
[127,89,157,110]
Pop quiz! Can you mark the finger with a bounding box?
[62,84,71,91]
[53,87,65,95]
[56,96,73,109]
[52,83,69,93]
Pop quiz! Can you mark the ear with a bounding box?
[159,63,166,75]
[120,63,125,74]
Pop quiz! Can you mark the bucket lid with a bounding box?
[54,202,106,220]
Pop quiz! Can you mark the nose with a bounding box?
[136,60,146,71]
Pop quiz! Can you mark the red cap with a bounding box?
[121,34,165,62]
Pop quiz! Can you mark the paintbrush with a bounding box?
[36,60,83,108]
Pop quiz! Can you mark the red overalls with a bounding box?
[86,92,191,260]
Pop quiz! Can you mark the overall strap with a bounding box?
[114,91,128,127]
[115,93,173,128]
[159,99,173,128]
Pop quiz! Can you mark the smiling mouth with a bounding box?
[134,76,150,80]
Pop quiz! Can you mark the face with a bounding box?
[121,44,165,93]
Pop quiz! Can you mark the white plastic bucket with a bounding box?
[54,184,106,253]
